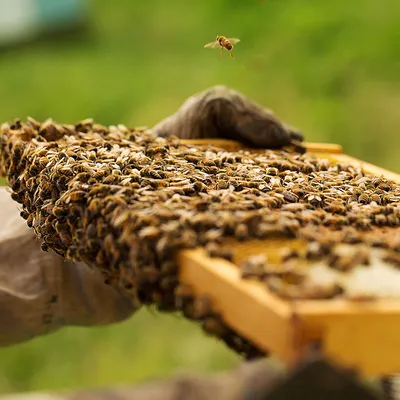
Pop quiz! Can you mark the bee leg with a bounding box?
[219,48,222,60]
[230,50,234,59]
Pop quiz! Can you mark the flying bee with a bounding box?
[204,35,241,60]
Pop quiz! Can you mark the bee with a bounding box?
[265,167,279,176]
[200,158,217,167]
[324,200,346,215]
[204,35,241,60]
[269,177,281,188]
[305,241,326,260]
[146,146,169,158]
[278,217,300,237]
[205,242,234,262]
[140,167,162,179]
[342,229,362,245]
[291,186,306,198]
[382,194,396,205]
[255,223,281,239]
[174,284,194,309]
[368,235,389,249]
[159,275,178,291]
[378,182,392,192]
[89,184,111,197]
[283,191,298,203]
[328,247,358,272]
[387,213,400,226]
[203,166,219,175]
[58,229,72,244]
[86,223,97,240]
[26,213,34,228]
[103,233,120,261]
[40,242,49,252]
[138,226,162,240]
[370,193,381,205]
[382,252,400,268]
[54,220,69,235]
[280,247,299,262]
[317,158,331,171]
[355,217,372,230]
[235,223,249,241]
[75,172,91,183]
[20,209,30,220]
[240,254,268,280]
[138,266,160,285]
[192,180,207,193]
[200,229,224,244]
[185,154,202,164]
[65,190,86,203]
[192,296,214,320]
[358,193,370,205]
[87,198,103,215]
[202,315,228,337]
[355,246,371,266]
[96,221,108,238]
[75,118,94,132]
[92,169,107,179]
[323,214,348,228]
[300,161,316,174]
[306,193,323,207]
[103,175,118,185]
[373,213,387,226]
[26,176,37,191]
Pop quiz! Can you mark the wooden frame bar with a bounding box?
[177,140,400,376]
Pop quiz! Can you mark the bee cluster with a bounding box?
[239,238,400,301]
[1,118,400,357]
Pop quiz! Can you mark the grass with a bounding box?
[0,0,399,394]
[0,309,239,394]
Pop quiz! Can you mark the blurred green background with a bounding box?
[0,0,399,394]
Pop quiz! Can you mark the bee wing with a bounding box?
[227,38,241,45]
[204,40,220,49]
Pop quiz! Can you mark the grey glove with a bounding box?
[152,85,303,149]
[0,85,303,346]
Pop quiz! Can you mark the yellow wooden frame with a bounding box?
[177,140,400,376]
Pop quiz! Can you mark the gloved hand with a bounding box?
[152,85,303,149]
[0,85,303,346]
[0,187,137,346]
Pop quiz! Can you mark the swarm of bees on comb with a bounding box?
[1,118,400,358]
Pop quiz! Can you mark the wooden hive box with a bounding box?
[177,140,400,377]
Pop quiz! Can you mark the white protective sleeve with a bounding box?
[0,187,138,346]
